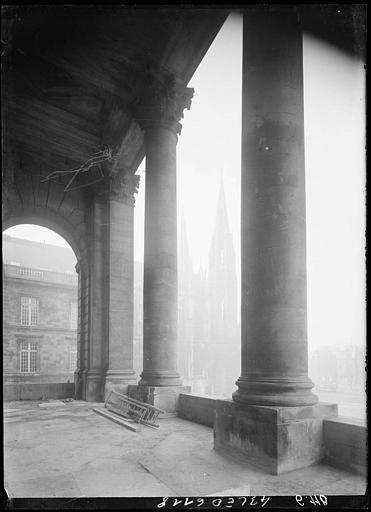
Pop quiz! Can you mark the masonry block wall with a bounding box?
[3,266,78,387]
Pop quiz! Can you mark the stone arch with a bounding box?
[3,211,85,264]
[3,157,91,264]
[3,169,93,400]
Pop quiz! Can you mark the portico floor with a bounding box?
[4,400,366,498]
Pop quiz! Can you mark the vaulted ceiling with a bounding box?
[2,5,365,188]
[2,6,228,182]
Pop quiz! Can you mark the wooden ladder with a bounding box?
[105,390,165,428]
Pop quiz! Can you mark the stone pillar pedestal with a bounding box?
[128,385,191,415]
[81,369,88,401]
[214,400,338,474]
[86,369,105,402]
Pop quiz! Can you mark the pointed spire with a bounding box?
[179,210,192,275]
[214,175,231,235]
[209,174,237,275]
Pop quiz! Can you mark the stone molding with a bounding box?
[134,71,194,136]
[105,369,137,380]
[93,170,140,206]
[233,374,318,407]
[139,369,182,387]
[108,171,140,206]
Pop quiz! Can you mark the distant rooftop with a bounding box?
[3,234,144,276]
[2,234,77,274]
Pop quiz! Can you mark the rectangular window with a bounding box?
[69,345,77,371]
[20,342,37,373]
[21,297,39,326]
[69,302,78,330]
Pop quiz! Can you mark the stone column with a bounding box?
[128,72,193,411]
[86,198,108,402]
[80,256,90,400]
[73,261,82,398]
[75,257,90,400]
[233,8,318,408]
[104,172,140,397]
[140,125,181,387]
[214,8,337,474]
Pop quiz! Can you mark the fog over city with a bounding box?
[4,13,365,419]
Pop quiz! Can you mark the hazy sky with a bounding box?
[4,224,71,248]
[133,12,242,274]
[303,34,366,350]
[4,13,365,351]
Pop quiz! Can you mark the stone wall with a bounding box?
[323,417,367,476]
[178,393,222,427]
[4,382,75,401]
[178,394,367,477]
[3,273,77,386]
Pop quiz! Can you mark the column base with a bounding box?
[138,370,182,387]
[81,369,88,401]
[214,400,338,474]
[233,375,318,406]
[128,384,191,414]
[104,370,137,400]
[74,369,84,400]
[86,370,104,402]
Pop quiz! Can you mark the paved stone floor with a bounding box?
[4,400,367,498]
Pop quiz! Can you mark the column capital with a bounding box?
[94,170,140,206]
[75,261,81,274]
[134,71,194,136]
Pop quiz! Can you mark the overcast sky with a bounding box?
[4,13,365,351]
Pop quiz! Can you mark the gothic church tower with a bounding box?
[207,178,239,395]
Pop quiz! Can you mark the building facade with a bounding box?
[3,235,78,398]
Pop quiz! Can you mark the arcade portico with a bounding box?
[2,5,366,478]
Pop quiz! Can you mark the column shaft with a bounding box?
[80,260,90,400]
[140,126,181,386]
[233,9,317,406]
[86,199,108,401]
[105,198,136,395]
[74,262,82,398]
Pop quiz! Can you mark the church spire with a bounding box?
[209,176,237,276]
[206,175,239,395]
[213,176,232,244]
[179,211,192,276]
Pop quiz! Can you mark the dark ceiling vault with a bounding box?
[2,5,365,190]
[2,6,228,186]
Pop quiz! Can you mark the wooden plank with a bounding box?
[93,407,138,432]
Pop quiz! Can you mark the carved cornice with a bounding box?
[134,70,194,136]
[109,171,140,206]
